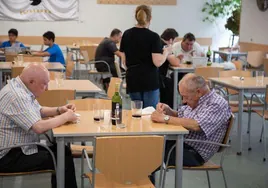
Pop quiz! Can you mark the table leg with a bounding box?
[173,70,179,110]
[237,89,244,155]
[0,70,3,89]
[213,52,216,62]
[175,135,183,188]
[57,137,65,188]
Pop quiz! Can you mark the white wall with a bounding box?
[240,0,268,44]
[0,0,232,49]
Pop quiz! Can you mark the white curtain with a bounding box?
[0,0,78,21]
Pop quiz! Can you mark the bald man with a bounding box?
[150,73,231,183]
[0,64,78,188]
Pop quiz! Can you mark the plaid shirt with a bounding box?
[178,90,231,162]
[0,77,41,159]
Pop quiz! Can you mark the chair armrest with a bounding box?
[82,148,93,172]
[184,139,230,148]
[0,142,57,174]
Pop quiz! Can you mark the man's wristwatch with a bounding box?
[164,115,170,124]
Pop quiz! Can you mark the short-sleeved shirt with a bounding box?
[172,41,203,61]
[120,27,162,93]
[44,43,65,65]
[178,90,232,162]
[0,41,25,48]
[95,37,118,76]
[0,77,42,159]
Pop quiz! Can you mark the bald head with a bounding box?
[179,73,208,92]
[20,64,50,97]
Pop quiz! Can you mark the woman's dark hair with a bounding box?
[43,31,55,42]
[161,28,179,41]
[8,29,18,36]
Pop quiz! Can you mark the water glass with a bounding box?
[115,108,126,129]
[17,55,24,66]
[256,71,264,85]
[55,72,64,87]
[93,104,101,122]
[131,100,143,118]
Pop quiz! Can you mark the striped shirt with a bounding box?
[0,77,41,159]
[178,90,231,162]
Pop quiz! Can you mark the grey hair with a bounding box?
[179,73,208,92]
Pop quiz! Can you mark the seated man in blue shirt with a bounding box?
[33,31,65,65]
[0,28,25,51]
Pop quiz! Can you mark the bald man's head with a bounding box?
[178,73,209,108]
[20,64,50,97]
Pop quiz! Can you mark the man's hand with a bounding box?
[177,54,184,60]
[151,111,165,123]
[60,104,76,114]
[156,103,172,115]
[63,109,78,122]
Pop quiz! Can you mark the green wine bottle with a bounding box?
[111,83,122,125]
[207,46,212,62]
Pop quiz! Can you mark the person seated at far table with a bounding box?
[172,32,205,62]
[32,31,65,66]
[95,28,125,90]
[0,28,25,51]
[149,73,231,184]
[0,64,78,188]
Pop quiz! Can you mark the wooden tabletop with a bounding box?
[66,44,99,50]
[48,80,102,93]
[0,62,65,71]
[170,63,225,70]
[209,77,268,89]
[52,111,189,137]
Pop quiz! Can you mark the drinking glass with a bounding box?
[55,72,64,87]
[93,104,100,122]
[256,71,264,86]
[17,55,24,66]
[115,108,126,129]
[131,101,143,118]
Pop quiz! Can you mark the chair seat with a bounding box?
[230,106,250,113]
[167,160,221,170]
[229,100,263,107]
[0,170,54,176]
[70,144,93,158]
[85,173,155,188]
[253,110,268,119]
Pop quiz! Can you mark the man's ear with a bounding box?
[29,79,34,84]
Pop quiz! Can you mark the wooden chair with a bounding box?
[11,66,24,78]
[107,77,122,99]
[251,85,268,161]
[161,114,235,188]
[194,67,224,80]
[232,60,243,70]
[81,136,165,188]
[247,51,266,68]
[6,54,43,62]
[0,143,56,186]
[66,52,75,79]
[114,61,126,78]
[37,90,75,107]
[80,45,97,63]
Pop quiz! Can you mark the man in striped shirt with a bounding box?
[150,73,231,183]
[0,64,78,188]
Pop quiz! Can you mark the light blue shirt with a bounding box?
[0,41,25,48]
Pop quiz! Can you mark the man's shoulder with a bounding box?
[173,41,182,48]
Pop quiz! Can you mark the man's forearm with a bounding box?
[41,107,60,117]
[31,114,68,134]
[169,116,201,131]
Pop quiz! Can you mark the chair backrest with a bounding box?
[219,70,252,95]
[37,90,75,107]
[6,54,43,62]
[11,66,24,78]
[94,136,164,184]
[66,52,75,78]
[68,98,111,110]
[80,45,97,61]
[114,61,121,78]
[247,51,266,68]
[232,60,243,70]
[218,114,235,152]
[80,50,89,63]
[107,77,122,99]
[194,67,224,80]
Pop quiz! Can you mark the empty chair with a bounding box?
[37,90,75,107]
[247,51,266,68]
[82,136,165,188]
[68,98,111,111]
[195,67,224,80]
[11,66,24,78]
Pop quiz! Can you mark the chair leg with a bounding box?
[248,110,252,150]
[260,125,264,142]
[206,171,211,188]
[161,167,168,188]
[158,163,165,188]
[81,155,84,188]
[221,168,228,188]
[262,117,267,161]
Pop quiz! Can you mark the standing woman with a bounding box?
[120,5,171,108]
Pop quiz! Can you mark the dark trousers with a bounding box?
[150,141,204,184]
[0,144,77,188]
